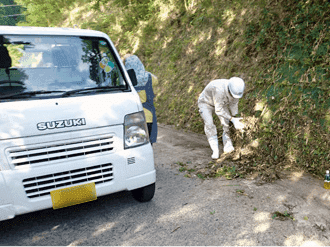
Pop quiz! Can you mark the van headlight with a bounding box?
[124,112,149,149]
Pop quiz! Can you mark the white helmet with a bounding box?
[228,77,245,98]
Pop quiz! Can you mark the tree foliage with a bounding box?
[15,0,75,26]
[0,0,25,25]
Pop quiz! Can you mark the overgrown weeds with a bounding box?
[18,0,330,181]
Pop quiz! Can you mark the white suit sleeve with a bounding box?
[229,99,239,116]
[213,88,232,120]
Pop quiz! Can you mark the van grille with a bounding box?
[7,134,115,167]
[22,163,113,198]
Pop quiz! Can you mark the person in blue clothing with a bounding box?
[124,54,158,144]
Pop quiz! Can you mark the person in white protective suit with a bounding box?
[198,77,245,159]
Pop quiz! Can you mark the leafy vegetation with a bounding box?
[14,0,330,180]
[0,0,25,25]
[272,210,295,221]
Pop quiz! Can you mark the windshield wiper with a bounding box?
[0,90,65,99]
[62,86,127,97]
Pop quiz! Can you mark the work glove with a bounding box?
[231,117,245,130]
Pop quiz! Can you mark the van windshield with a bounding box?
[0,35,128,100]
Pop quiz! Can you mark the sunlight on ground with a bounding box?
[262,108,272,122]
[236,238,257,245]
[284,235,304,246]
[206,28,213,40]
[243,116,259,129]
[52,225,60,230]
[254,222,270,233]
[301,240,324,246]
[191,32,205,46]
[134,222,148,233]
[184,0,197,11]
[154,0,175,21]
[240,137,259,157]
[61,1,101,29]
[250,138,259,148]
[186,44,194,55]
[320,192,330,207]
[92,222,116,237]
[32,232,47,242]
[254,100,265,111]
[157,204,197,223]
[198,31,209,43]
[131,21,148,53]
[163,37,173,49]
[132,39,140,54]
[275,195,287,205]
[154,34,160,41]
[253,212,271,233]
[289,171,304,182]
[306,187,318,204]
[67,237,87,246]
[214,38,227,57]
[216,27,225,36]
[69,4,83,18]
[62,3,84,27]
[235,229,249,239]
[284,235,323,246]
[254,212,270,221]
[286,150,297,165]
[304,123,310,143]
[305,185,330,207]
[82,10,95,22]
[188,85,194,93]
[223,9,236,26]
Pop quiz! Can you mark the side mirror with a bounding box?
[127,69,138,86]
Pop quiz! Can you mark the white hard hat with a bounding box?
[228,77,245,98]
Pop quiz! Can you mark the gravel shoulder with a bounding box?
[153,123,330,246]
[0,123,329,246]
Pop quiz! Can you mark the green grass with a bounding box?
[18,0,330,180]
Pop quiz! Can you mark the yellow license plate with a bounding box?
[50,182,97,210]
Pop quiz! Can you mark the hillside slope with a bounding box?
[16,0,330,179]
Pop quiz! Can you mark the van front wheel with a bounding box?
[131,183,155,202]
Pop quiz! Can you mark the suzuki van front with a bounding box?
[0,26,156,222]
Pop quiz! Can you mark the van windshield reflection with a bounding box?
[0,35,128,100]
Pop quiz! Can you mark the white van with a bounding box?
[0,26,156,221]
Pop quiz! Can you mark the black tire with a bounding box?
[131,183,155,202]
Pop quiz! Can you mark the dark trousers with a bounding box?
[147,123,152,145]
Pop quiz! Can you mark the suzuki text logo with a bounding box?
[37,118,86,131]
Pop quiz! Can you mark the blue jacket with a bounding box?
[135,74,158,143]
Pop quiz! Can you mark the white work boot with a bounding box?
[208,135,219,159]
[223,132,235,153]
[223,140,235,153]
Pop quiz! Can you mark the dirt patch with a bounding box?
[154,123,330,245]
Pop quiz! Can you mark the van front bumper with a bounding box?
[0,143,155,222]
[0,204,15,221]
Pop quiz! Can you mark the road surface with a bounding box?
[0,124,329,245]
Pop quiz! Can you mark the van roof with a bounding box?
[0,25,108,39]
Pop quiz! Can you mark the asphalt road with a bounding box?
[0,124,329,246]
